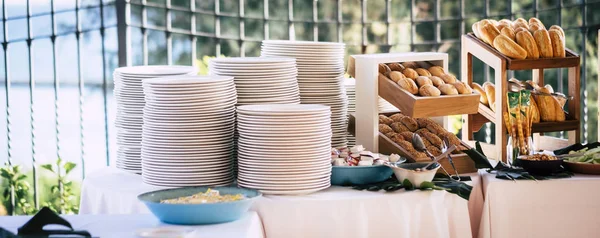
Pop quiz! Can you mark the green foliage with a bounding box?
[39,158,79,215]
[0,163,36,215]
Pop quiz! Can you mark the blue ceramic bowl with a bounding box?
[331,160,405,186]
[138,186,261,225]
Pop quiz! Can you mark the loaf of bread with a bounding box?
[415,76,433,87]
[515,31,540,59]
[493,34,527,59]
[514,27,529,34]
[402,68,419,80]
[549,25,565,38]
[429,76,445,87]
[480,23,501,45]
[483,82,496,112]
[529,17,545,28]
[549,29,566,57]
[529,23,545,33]
[438,84,458,95]
[530,95,541,123]
[419,85,441,97]
[533,29,553,58]
[397,77,419,95]
[471,82,488,106]
[501,27,516,41]
[513,18,529,29]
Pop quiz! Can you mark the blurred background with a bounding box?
[0,0,598,215]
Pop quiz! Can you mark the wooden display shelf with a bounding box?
[465,33,580,70]
[461,33,581,161]
[378,74,480,118]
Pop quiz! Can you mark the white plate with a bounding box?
[262,40,345,47]
[238,176,329,187]
[238,171,331,181]
[115,65,197,76]
[238,165,331,174]
[250,183,330,195]
[210,57,296,64]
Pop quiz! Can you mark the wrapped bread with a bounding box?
[415,76,433,87]
[439,73,457,84]
[530,95,541,123]
[483,82,496,112]
[533,94,565,122]
[534,29,553,58]
[516,31,540,59]
[549,29,566,57]
[419,85,441,97]
[438,84,459,95]
[387,63,404,72]
[452,82,473,94]
[429,76,445,87]
[501,27,516,41]
[388,71,405,83]
[493,34,527,59]
[415,68,432,76]
[471,82,488,105]
[428,66,445,77]
[402,68,419,80]
[397,77,419,95]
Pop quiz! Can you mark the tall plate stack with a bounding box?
[236,104,332,195]
[113,66,197,173]
[140,76,237,186]
[261,40,348,149]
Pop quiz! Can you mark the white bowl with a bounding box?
[387,162,441,188]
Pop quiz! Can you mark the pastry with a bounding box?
[397,77,419,95]
[416,118,436,128]
[415,76,433,87]
[428,66,445,77]
[480,23,501,45]
[483,82,496,111]
[387,62,404,72]
[529,17,544,28]
[549,29,565,57]
[549,25,565,38]
[528,22,545,33]
[515,31,540,59]
[501,27,516,41]
[391,122,410,133]
[438,84,459,95]
[429,76,445,87]
[398,131,414,141]
[402,68,419,80]
[389,71,405,83]
[533,29,553,58]
[415,68,432,77]
[471,82,488,105]
[399,116,419,132]
[379,63,392,75]
[419,85,441,97]
[401,62,420,69]
[427,146,442,157]
[379,115,394,125]
[493,34,527,59]
[389,113,405,122]
[379,124,394,134]
[439,73,457,84]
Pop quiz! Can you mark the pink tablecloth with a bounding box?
[478,171,600,238]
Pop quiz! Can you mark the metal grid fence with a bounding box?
[1,0,599,212]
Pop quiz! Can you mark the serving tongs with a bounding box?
[411,134,458,179]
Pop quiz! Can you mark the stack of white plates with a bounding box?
[208,57,300,105]
[114,65,197,173]
[236,104,332,195]
[140,76,237,187]
[261,40,348,149]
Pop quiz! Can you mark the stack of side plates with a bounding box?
[261,40,348,149]
[236,104,332,195]
[114,65,197,173]
[208,57,300,105]
[141,76,237,187]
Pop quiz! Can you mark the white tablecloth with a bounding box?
[478,171,600,238]
[80,167,480,238]
[0,213,264,238]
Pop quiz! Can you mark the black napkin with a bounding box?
[553,142,600,155]
[351,174,473,200]
[6,207,92,238]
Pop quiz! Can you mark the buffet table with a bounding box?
[0,213,264,238]
[80,167,483,238]
[478,171,600,238]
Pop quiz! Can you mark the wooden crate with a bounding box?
[461,33,581,161]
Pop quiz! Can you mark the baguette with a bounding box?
[471,82,489,106]
[497,23,510,32]
[483,82,496,112]
[513,18,529,29]
[501,26,516,41]
[549,29,566,57]
[533,29,553,58]
[480,23,501,45]
[549,25,565,38]
[529,23,545,33]
[428,66,445,77]
[515,31,540,59]
[529,17,545,28]
[514,27,529,34]
[493,34,527,59]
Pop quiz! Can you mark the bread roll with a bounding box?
[387,63,404,72]
[493,34,527,59]
[415,68,432,77]
[549,25,565,38]
[397,77,419,95]
[529,23,545,33]
[501,26,516,41]
[401,62,419,69]
[419,85,441,97]
[389,113,405,122]
[402,68,419,80]
[480,23,501,45]
[483,82,496,111]
[388,71,405,83]
[549,29,566,57]
[438,84,459,95]
[490,19,499,26]
[439,73,457,84]
[497,23,510,32]
[379,115,394,125]
[428,66,445,77]
[471,82,488,105]
[429,76,445,87]
[516,31,540,59]
[513,18,529,29]
[415,76,433,87]
[452,82,473,94]
[379,124,394,134]
[514,27,529,34]
[399,116,419,131]
[391,122,410,133]
[533,29,553,58]
[472,21,482,39]
[379,63,392,75]
[499,19,513,26]
[529,17,544,28]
